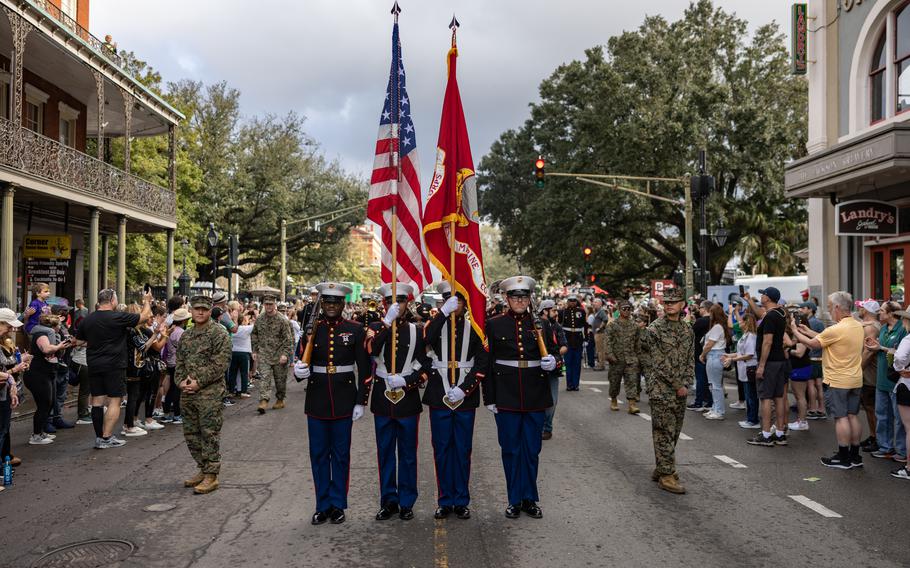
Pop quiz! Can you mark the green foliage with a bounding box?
[478,0,807,294]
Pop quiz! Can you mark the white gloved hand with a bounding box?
[440,296,460,317]
[382,302,401,327]
[352,404,365,421]
[293,361,310,381]
[446,386,466,403]
[386,374,407,389]
[486,404,498,414]
[541,354,557,372]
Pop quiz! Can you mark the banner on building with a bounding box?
[835,200,899,236]
[25,259,70,284]
[791,3,808,75]
[23,235,71,259]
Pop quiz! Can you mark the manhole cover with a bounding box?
[143,503,176,512]
[32,539,134,568]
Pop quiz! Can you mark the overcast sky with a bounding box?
[92,0,793,185]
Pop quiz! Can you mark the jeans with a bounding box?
[705,351,725,415]
[50,365,68,420]
[585,335,596,368]
[744,380,759,424]
[229,352,251,394]
[693,360,712,407]
[875,388,907,456]
[543,375,559,432]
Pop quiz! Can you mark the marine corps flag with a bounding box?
[422,28,488,346]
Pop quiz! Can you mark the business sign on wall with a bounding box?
[791,4,808,75]
[835,200,899,236]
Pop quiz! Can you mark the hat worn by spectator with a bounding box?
[799,301,817,312]
[758,287,781,303]
[500,275,536,297]
[861,299,881,314]
[663,289,685,303]
[0,308,22,328]
[262,294,278,304]
[212,291,227,304]
[171,308,191,322]
[190,295,213,309]
[894,310,910,320]
[316,282,351,302]
[378,282,414,302]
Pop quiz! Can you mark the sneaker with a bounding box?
[738,420,761,429]
[121,426,148,437]
[747,433,775,446]
[223,398,235,407]
[95,436,126,449]
[821,453,852,469]
[774,434,788,446]
[108,436,127,447]
[28,434,53,445]
[120,399,127,407]
[806,411,819,420]
[152,408,164,418]
[240,393,251,399]
[872,449,896,459]
[158,415,173,424]
[703,411,725,420]
[142,420,165,431]
[171,415,183,424]
[860,437,879,452]
[851,454,863,468]
[75,416,93,425]
[42,433,56,440]
[891,467,910,480]
[728,401,746,410]
[787,420,809,431]
[894,454,908,463]
[686,403,708,412]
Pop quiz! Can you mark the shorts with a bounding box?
[897,383,910,407]
[790,365,812,382]
[824,386,861,418]
[861,385,877,409]
[757,360,789,399]
[810,361,823,380]
[89,368,126,398]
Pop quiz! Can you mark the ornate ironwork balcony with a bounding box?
[0,117,176,218]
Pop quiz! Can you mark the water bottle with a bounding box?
[3,456,11,486]
[14,348,21,364]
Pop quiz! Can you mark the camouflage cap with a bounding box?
[189,295,213,309]
[662,289,685,303]
[261,294,278,304]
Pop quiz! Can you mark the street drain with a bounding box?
[32,539,135,568]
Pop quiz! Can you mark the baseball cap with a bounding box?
[799,301,817,312]
[0,308,22,328]
[861,299,881,314]
[758,287,781,303]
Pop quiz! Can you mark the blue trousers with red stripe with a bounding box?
[429,408,475,507]
[307,416,353,512]
[374,414,419,508]
[494,410,545,505]
[564,347,583,389]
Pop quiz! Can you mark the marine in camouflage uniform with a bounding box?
[638,289,693,494]
[605,300,642,413]
[176,295,233,494]
[251,294,294,413]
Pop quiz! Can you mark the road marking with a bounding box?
[581,380,610,385]
[638,413,652,421]
[636,413,692,439]
[589,387,602,393]
[434,521,448,567]
[788,495,842,518]
[679,433,693,441]
[714,455,747,468]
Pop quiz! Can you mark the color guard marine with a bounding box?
[363,282,430,521]
[483,276,557,519]
[423,281,489,520]
[293,282,371,525]
[558,294,588,391]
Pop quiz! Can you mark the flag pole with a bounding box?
[390,2,402,375]
[448,18,459,390]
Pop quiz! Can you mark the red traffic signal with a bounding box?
[534,156,546,188]
[583,247,592,258]
[535,158,545,170]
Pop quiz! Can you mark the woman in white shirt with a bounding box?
[724,313,759,428]
[890,310,910,480]
[699,304,731,420]
[228,305,254,398]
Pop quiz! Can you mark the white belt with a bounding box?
[375,366,419,379]
[312,365,355,374]
[564,327,584,333]
[495,359,541,368]
[432,361,473,370]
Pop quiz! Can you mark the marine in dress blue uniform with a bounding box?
[363,282,430,521]
[423,281,489,520]
[483,276,557,519]
[558,295,588,391]
[293,282,370,525]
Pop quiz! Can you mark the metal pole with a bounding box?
[698,150,708,297]
[280,219,287,302]
[684,179,694,300]
[212,245,217,295]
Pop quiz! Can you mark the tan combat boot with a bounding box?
[658,474,685,494]
[257,400,268,414]
[610,398,619,411]
[193,474,220,494]
[184,470,205,488]
[273,399,285,410]
[652,469,679,482]
[628,401,640,414]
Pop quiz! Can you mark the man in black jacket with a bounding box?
[538,300,567,440]
[423,281,488,520]
[484,276,557,519]
[293,282,370,526]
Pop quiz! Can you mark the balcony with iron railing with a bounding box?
[0,116,176,219]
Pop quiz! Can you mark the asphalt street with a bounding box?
[1,368,906,568]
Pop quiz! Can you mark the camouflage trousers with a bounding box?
[650,394,686,476]
[608,361,641,401]
[257,362,288,402]
[182,394,224,475]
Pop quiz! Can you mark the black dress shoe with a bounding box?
[434,506,453,519]
[399,506,414,520]
[375,503,400,521]
[311,510,328,525]
[505,504,521,519]
[329,507,346,524]
[454,506,470,519]
[521,500,542,519]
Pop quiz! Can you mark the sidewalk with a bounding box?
[10,385,79,422]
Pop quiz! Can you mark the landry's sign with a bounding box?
[791,4,808,75]
[23,235,71,259]
[835,200,899,236]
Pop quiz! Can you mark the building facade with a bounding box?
[0,0,182,310]
[349,224,381,268]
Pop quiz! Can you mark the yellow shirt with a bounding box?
[817,317,864,389]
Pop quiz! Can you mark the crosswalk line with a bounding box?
[589,387,602,393]
[580,380,610,385]
[679,433,693,441]
[788,495,842,518]
[714,455,747,468]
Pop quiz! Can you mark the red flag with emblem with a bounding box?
[422,37,487,346]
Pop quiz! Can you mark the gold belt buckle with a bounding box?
[517,360,528,369]
[326,364,336,374]
[448,361,459,369]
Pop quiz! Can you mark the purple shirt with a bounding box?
[24,299,49,334]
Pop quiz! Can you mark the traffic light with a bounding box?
[583,246,592,260]
[589,274,596,283]
[534,156,545,188]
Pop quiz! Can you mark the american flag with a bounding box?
[368,20,431,294]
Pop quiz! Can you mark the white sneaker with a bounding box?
[704,411,725,420]
[152,408,164,418]
[75,417,93,425]
[121,426,148,437]
[42,433,57,440]
[738,420,761,429]
[29,434,53,445]
[787,420,809,431]
[143,420,165,431]
[729,401,746,410]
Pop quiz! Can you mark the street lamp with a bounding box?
[713,226,730,248]
[207,223,218,294]
[178,238,191,298]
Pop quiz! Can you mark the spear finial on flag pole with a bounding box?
[449,14,460,47]
[391,1,401,20]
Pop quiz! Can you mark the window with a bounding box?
[58,118,74,146]
[24,101,41,133]
[897,5,910,113]
[872,33,887,122]
[874,250,884,300]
